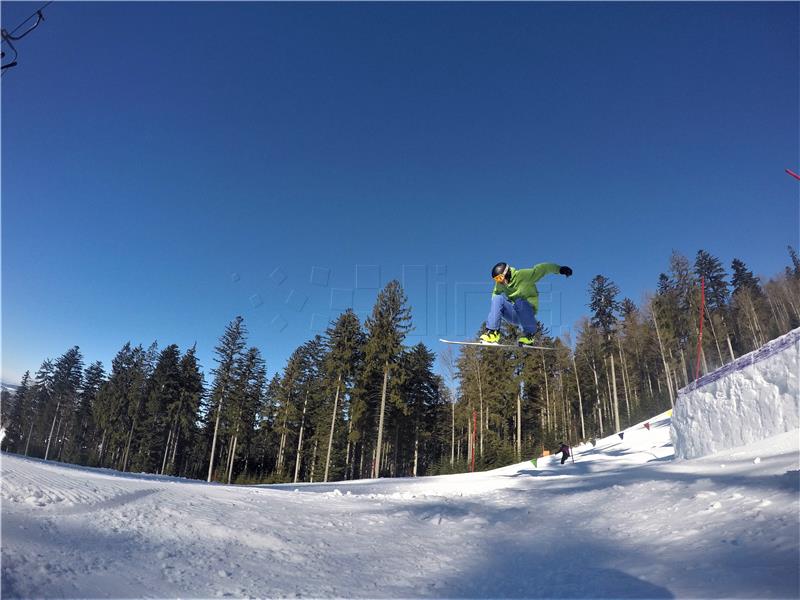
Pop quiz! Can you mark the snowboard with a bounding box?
[439,339,553,350]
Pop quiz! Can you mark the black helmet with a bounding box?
[491,262,510,283]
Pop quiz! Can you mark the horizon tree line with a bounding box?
[2,247,798,480]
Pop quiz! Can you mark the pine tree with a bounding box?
[165,345,205,477]
[731,258,761,296]
[320,310,365,482]
[206,316,247,482]
[274,346,305,478]
[351,280,412,478]
[93,344,143,469]
[271,337,324,482]
[2,371,32,453]
[247,373,280,479]
[45,347,84,461]
[399,343,443,476]
[787,246,800,280]
[588,275,620,335]
[730,258,767,351]
[0,391,12,443]
[224,346,266,483]
[121,344,153,472]
[693,251,737,367]
[588,275,621,432]
[137,344,182,473]
[64,361,105,465]
[694,250,730,311]
[619,298,637,320]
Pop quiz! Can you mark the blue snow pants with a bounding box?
[486,294,538,336]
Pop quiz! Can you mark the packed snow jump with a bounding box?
[440,260,572,349]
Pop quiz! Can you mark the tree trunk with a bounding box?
[345,418,353,480]
[170,423,181,473]
[766,295,783,334]
[207,399,223,482]
[604,358,613,428]
[475,360,484,458]
[96,428,107,465]
[597,402,604,438]
[373,361,390,478]
[227,434,238,484]
[705,306,725,367]
[682,348,692,386]
[310,439,318,483]
[122,407,139,473]
[393,425,400,477]
[616,340,631,424]
[324,374,342,483]
[55,415,66,461]
[572,354,586,440]
[450,400,455,466]
[413,422,419,477]
[44,399,61,461]
[516,381,522,460]
[652,307,675,406]
[726,333,736,362]
[672,365,681,398]
[541,350,551,432]
[467,404,473,469]
[609,352,621,433]
[293,392,309,483]
[276,403,289,473]
[590,357,603,436]
[161,423,174,475]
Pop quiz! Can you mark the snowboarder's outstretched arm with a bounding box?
[530,263,572,282]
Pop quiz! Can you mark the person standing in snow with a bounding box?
[480,261,572,347]
[557,442,571,465]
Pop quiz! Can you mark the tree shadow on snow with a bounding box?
[365,496,674,598]
[366,482,797,599]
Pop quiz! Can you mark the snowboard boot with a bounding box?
[480,330,501,344]
[518,333,537,347]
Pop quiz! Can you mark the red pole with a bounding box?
[786,168,800,181]
[694,277,705,381]
[471,410,477,472]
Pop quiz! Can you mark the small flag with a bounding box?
[618,432,625,440]
[644,422,651,431]
[530,457,538,468]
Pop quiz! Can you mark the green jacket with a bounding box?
[492,263,561,312]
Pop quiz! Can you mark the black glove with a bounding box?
[559,266,573,277]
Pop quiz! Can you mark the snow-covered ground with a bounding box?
[2,407,798,599]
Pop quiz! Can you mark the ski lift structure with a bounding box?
[1,2,52,74]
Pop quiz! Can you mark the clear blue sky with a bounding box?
[2,2,798,384]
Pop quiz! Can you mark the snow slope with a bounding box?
[672,327,800,459]
[2,410,798,599]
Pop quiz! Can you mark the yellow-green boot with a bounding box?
[480,330,501,344]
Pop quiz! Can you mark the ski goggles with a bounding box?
[493,265,510,283]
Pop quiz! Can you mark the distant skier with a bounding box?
[480,261,572,347]
[557,442,571,465]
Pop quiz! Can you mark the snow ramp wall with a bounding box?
[671,327,800,459]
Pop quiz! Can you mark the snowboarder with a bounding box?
[557,442,571,465]
[480,261,572,347]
